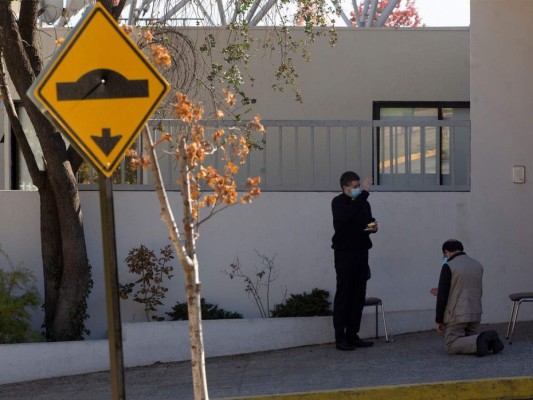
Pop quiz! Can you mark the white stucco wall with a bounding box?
[469,0,533,321]
[3,15,532,344]
[0,186,526,340]
[190,27,470,120]
[0,190,444,338]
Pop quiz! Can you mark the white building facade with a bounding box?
[1,0,532,341]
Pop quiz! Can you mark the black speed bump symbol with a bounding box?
[56,69,149,101]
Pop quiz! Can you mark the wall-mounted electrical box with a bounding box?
[513,165,526,184]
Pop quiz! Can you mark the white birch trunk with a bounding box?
[142,126,209,400]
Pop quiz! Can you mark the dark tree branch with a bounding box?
[99,0,128,21]
[67,146,84,175]
[0,1,43,186]
[0,2,36,91]
[0,57,45,188]
[0,1,69,178]
[18,0,42,76]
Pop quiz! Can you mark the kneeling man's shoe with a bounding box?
[486,330,504,354]
[336,341,355,351]
[476,332,491,357]
[492,337,504,354]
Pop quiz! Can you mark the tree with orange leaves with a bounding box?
[129,88,263,399]
[1,0,334,395]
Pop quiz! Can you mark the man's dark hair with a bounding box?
[339,171,360,189]
[442,239,464,253]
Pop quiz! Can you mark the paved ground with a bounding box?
[1,322,533,400]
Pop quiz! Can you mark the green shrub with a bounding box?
[167,298,243,320]
[0,246,42,343]
[271,288,332,317]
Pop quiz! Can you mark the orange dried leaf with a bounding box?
[140,156,151,169]
[240,194,252,204]
[158,132,171,143]
[225,161,239,175]
[150,44,171,68]
[222,88,236,106]
[192,106,204,121]
[205,195,217,207]
[247,114,265,132]
[143,29,154,43]
[174,92,193,121]
[212,129,224,142]
[120,24,133,35]
[247,176,261,187]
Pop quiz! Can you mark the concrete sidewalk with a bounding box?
[1,322,532,400]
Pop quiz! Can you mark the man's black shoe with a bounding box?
[349,337,374,348]
[476,332,491,357]
[336,341,356,351]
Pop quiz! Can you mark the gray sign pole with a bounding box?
[98,172,126,399]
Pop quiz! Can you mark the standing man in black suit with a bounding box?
[331,171,377,351]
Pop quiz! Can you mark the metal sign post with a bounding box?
[98,173,126,399]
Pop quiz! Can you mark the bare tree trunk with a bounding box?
[46,164,92,340]
[178,133,209,400]
[142,127,209,399]
[39,181,62,337]
[185,256,208,399]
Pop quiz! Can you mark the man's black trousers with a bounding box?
[333,249,369,343]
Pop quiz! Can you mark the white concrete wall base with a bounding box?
[1,312,432,385]
[0,340,109,385]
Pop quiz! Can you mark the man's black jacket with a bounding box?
[331,191,374,251]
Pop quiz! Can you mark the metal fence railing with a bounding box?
[77,119,471,192]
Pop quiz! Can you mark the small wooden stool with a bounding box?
[506,292,533,344]
[364,297,390,342]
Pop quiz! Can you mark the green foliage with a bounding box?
[195,0,340,107]
[166,298,243,320]
[271,288,332,318]
[68,262,94,339]
[119,244,174,322]
[0,245,42,343]
[43,262,93,341]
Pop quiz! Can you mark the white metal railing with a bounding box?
[77,119,471,192]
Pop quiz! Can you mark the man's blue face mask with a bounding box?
[442,256,448,265]
[350,188,362,198]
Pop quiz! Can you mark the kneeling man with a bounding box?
[435,239,504,356]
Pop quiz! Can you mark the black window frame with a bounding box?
[373,101,470,190]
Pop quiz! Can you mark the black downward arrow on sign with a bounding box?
[92,128,122,156]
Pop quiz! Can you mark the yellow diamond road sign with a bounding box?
[28,3,170,177]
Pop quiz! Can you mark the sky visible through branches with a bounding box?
[46,0,470,28]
